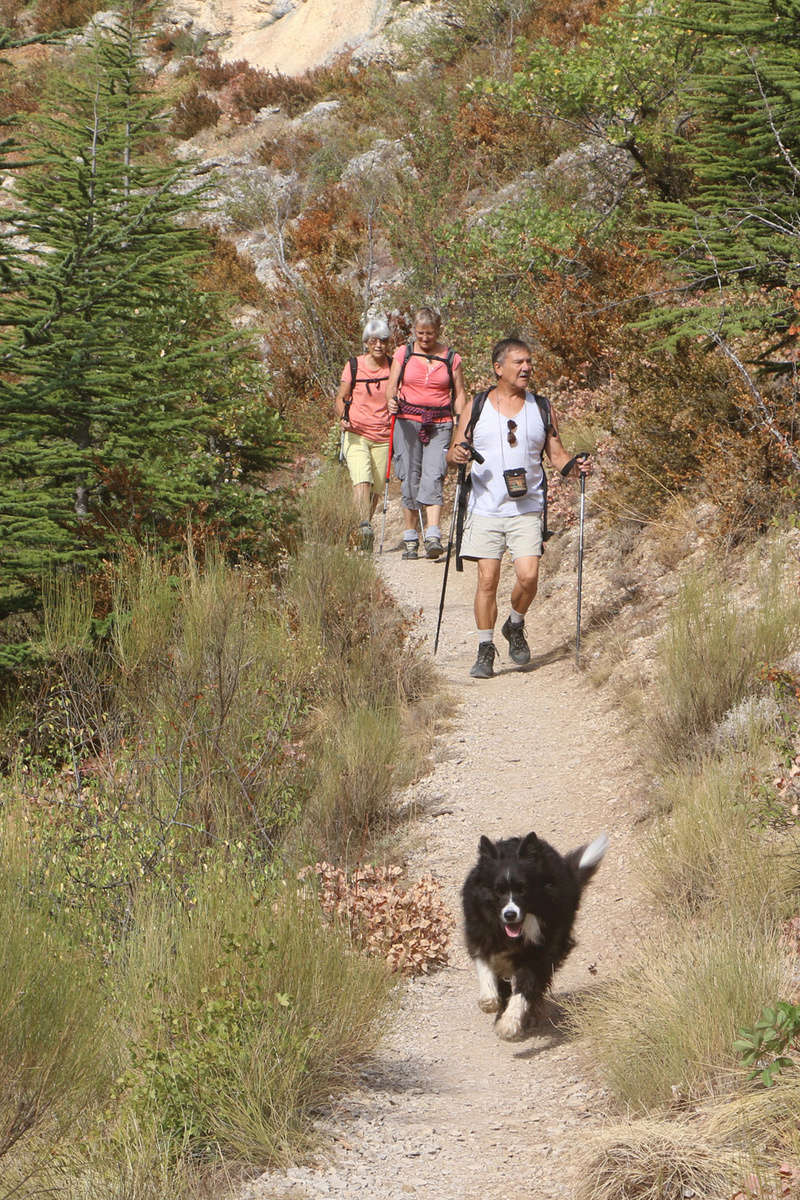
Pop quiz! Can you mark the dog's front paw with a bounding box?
[479,994,500,1013]
[495,994,528,1041]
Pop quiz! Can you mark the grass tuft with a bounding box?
[572,1118,744,1200]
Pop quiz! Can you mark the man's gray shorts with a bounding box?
[392,418,452,510]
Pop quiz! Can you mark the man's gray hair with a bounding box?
[362,316,390,342]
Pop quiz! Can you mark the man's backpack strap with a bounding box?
[348,356,358,394]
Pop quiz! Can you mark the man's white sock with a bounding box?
[509,607,525,626]
[477,628,494,644]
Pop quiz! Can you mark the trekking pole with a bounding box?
[338,399,351,463]
[434,443,485,655]
[379,414,396,555]
[560,453,590,667]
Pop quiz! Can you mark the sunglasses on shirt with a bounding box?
[507,419,517,447]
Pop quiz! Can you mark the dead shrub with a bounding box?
[195,228,265,305]
[226,66,322,121]
[256,128,323,173]
[514,240,664,385]
[300,862,453,976]
[289,185,365,267]
[599,336,797,531]
[572,1119,744,1200]
[32,0,104,33]
[169,83,221,139]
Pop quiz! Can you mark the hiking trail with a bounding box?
[243,500,649,1200]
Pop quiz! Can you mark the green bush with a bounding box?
[118,870,392,1163]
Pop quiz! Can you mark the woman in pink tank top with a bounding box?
[334,317,394,551]
[387,307,466,560]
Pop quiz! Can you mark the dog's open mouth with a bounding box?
[503,920,523,939]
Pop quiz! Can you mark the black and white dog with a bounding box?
[461,830,608,1040]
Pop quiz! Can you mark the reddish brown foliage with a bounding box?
[290,186,365,266]
[518,0,620,46]
[256,128,323,173]
[300,862,453,977]
[453,96,558,176]
[514,240,665,385]
[196,229,265,306]
[169,83,221,138]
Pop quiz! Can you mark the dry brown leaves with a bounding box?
[299,862,454,977]
[732,1161,800,1199]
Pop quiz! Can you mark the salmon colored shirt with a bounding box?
[397,348,461,422]
[340,353,394,443]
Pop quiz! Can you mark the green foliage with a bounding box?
[650,0,800,361]
[735,1002,800,1088]
[479,0,699,200]
[118,878,392,1164]
[0,21,286,625]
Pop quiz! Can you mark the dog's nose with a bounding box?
[502,901,521,923]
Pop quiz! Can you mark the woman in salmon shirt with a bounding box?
[334,316,394,552]
[387,307,467,560]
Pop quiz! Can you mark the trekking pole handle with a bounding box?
[459,441,485,465]
[560,451,590,478]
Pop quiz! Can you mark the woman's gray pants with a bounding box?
[392,418,452,510]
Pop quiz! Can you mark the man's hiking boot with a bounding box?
[469,640,497,679]
[402,538,419,559]
[425,536,444,560]
[358,522,374,553]
[501,616,531,666]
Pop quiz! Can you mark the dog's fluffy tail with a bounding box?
[568,832,609,886]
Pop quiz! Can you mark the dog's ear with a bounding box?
[518,832,541,858]
[478,835,497,859]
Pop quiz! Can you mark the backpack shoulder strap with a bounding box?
[533,391,555,436]
[443,347,456,402]
[395,340,414,389]
[464,388,490,443]
[348,357,358,394]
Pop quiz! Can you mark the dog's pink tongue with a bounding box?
[505,924,522,939]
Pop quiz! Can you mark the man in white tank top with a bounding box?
[447,338,591,679]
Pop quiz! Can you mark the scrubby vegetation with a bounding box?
[3,0,800,1194]
[570,544,800,1194]
[0,469,440,1195]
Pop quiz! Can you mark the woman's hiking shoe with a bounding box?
[402,538,419,559]
[501,616,531,666]
[358,522,374,552]
[469,641,497,679]
[425,536,444,559]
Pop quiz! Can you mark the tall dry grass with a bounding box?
[569,913,788,1111]
[642,747,789,922]
[647,555,800,769]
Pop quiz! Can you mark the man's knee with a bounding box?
[476,561,501,596]
[514,560,540,592]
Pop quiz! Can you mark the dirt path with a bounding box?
[244,505,649,1200]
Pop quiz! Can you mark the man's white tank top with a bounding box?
[468,390,547,516]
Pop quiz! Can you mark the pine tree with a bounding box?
[0,21,282,624]
[653,0,800,356]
